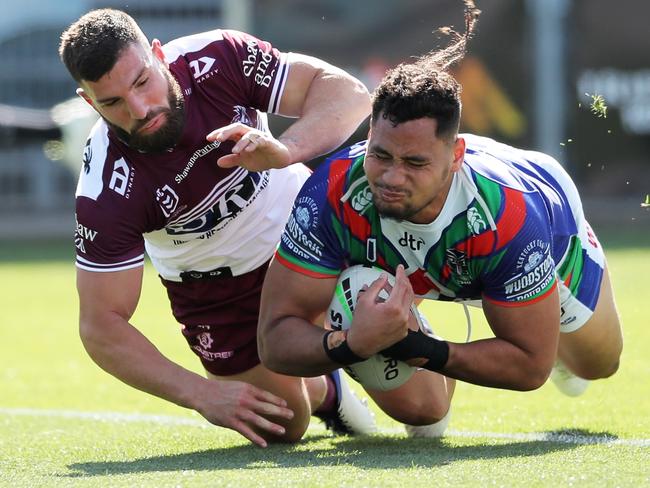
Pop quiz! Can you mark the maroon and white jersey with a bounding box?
[74,29,309,280]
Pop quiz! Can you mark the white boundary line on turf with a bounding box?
[2,407,649,447]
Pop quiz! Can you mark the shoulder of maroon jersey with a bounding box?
[75,118,114,202]
[162,29,269,68]
[163,29,271,94]
[75,119,144,218]
[162,29,227,64]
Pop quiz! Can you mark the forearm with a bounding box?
[259,316,337,377]
[80,313,210,411]
[444,338,551,391]
[384,330,550,391]
[279,70,370,164]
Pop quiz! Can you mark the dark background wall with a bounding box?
[0,0,647,239]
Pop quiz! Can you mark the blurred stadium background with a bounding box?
[0,0,648,243]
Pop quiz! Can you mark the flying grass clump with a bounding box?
[586,93,608,118]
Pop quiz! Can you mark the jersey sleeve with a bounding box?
[275,159,348,278]
[479,192,557,306]
[74,196,145,272]
[210,29,289,114]
[73,130,146,273]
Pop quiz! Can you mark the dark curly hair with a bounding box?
[59,9,149,83]
[371,1,481,141]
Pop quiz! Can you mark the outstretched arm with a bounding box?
[209,53,370,171]
[384,289,561,391]
[77,267,293,447]
[444,291,560,390]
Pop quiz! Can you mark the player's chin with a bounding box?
[376,202,411,221]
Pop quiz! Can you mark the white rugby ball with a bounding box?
[327,265,418,391]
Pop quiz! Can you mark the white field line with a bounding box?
[2,407,649,447]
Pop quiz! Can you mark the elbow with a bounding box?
[515,374,548,392]
[512,361,553,392]
[340,73,371,119]
[258,344,286,375]
[259,351,283,374]
[354,80,372,119]
[257,323,283,374]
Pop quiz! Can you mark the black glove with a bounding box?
[381,329,449,372]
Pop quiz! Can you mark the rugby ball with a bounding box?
[327,265,418,391]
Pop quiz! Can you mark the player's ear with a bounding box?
[151,39,167,65]
[76,88,95,109]
[366,118,373,145]
[452,136,466,171]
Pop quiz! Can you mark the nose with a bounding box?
[125,95,149,121]
[381,164,408,187]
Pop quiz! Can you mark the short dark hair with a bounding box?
[59,9,149,83]
[371,0,481,140]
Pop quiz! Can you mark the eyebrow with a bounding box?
[95,65,148,105]
[369,144,428,163]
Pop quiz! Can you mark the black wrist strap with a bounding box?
[323,330,365,365]
[381,329,450,372]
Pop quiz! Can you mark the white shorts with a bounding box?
[555,219,605,333]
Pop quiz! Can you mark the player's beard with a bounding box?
[371,166,452,222]
[372,191,419,221]
[107,68,185,153]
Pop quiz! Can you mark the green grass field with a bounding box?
[1,239,649,487]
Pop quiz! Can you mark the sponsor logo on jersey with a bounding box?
[175,141,222,184]
[108,158,134,198]
[189,326,233,360]
[197,332,213,349]
[192,345,234,361]
[242,39,275,87]
[398,231,425,251]
[189,56,217,83]
[351,186,373,213]
[516,239,548,271]
[282,196,324,259]
[75,236,86,254]
[75,221,98,242]
[467,206,487,235]
[445,249,472,285]
[82,139,92,174]
[294,196,319,231]
[285,215,324,259]
[74,216,98,255]
[281,233,317,262]
[167,171,269,236]
[156,185,180,218]
[505,240,554,301]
